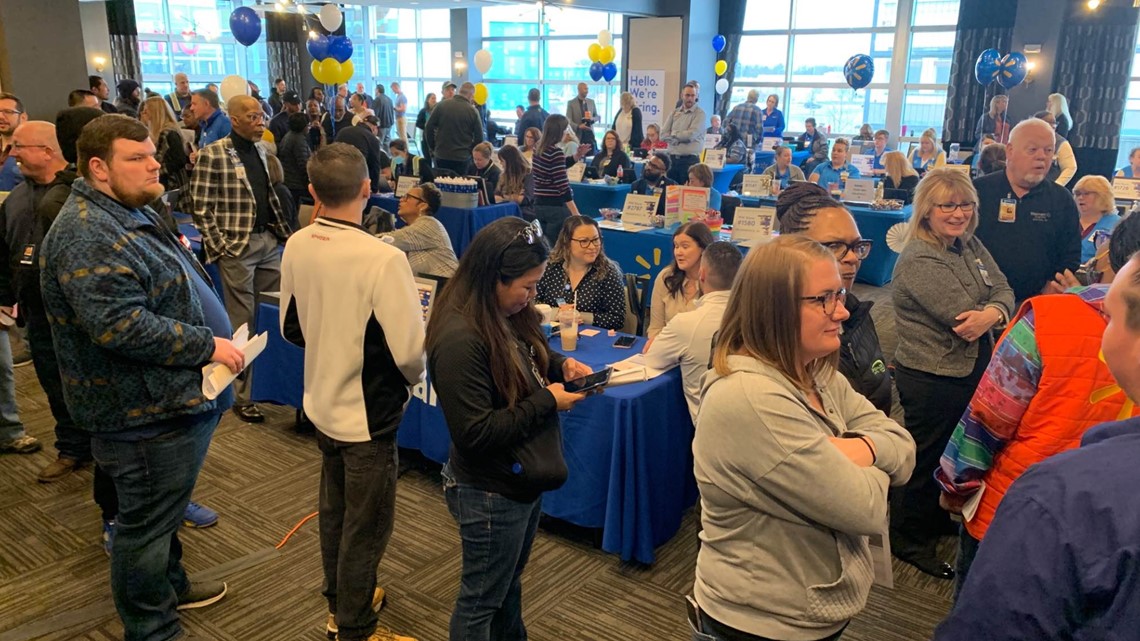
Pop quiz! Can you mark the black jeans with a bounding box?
[668,154,699,186]
[317,431,398,641]
[27,318,89,461]
[954,526,981,600]
[534,202,571,243]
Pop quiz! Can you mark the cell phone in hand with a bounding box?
[612,335,637,349]
[563,367,613,394]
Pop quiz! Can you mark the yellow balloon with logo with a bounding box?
[715,60,728,76]
[599,45,615,65]
[588,43,602,63]
[338,60,355,84]
[319,58,342,86]
[474,83,489,105]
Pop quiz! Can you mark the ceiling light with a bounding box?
[1088,0,1101,8]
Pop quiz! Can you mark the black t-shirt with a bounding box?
[229,134,273,230]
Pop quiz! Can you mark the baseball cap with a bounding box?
[362,115,380,126]
[442,81,458,91]
[282,90,301,105]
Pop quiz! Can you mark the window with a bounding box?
[365,7,450,121]
[1117,24,1140,170]
[902,1,958,138]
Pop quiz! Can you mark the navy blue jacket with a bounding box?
[514,105,549,137]
[935,416,1140,640]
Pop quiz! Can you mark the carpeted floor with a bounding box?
[0,283,959,641]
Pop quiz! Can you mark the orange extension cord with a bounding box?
[276,511,319,550]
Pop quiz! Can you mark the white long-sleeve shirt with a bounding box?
[1054,138,1077,187]
[643,290,729,424]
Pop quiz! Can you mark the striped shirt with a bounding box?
[532,145,572,202]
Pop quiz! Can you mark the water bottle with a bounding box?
[840,170,849,193]
[617,164,624,182]
[949,142,961,164]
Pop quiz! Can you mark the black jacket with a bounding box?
[882,174,919,204]
[631,174,676,216]
[613,107,644,148]
[468,162,502,200]
[278,131,312,192]
[590,148,635,182]
[427,309,569,502]
[515,105,549,137]
[839,292,891,415]
[335,124,384,193]
[424,95,485,162]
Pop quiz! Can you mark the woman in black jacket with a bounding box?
[425,217,591,641]
[612,91,643,149]
[589,130,634,182]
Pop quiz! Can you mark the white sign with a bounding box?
[395,175,417,198]
[762,137,782,151]
[844,178,876,203]
[1113,177,1140,201]
[732,206,776,242]
[567,162,587,183]
[850,154,874,175]
[621,193,660,227]
[704,149,726,170]
[628,70,666,127]
[946,163,971,175]
[703,134,721,150]
[503,135,518,148]
[741,174,772,197]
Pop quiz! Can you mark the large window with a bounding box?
[480,5,625,133]
[367,8,451,116]
[1117,24,1140,170]
[736,0,959,138]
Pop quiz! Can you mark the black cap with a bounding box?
[282,90,301,105]
[362,115,380,126]
[55,107,105,165]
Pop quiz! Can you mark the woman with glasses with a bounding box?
[776,182,891,415]
[426,217,592,641]
[1072,175,1121,263]
[532,114,582,241]
[647,222,715,340]
[691,235,915,641]
[890,168,1014,580]
[590,130,634,183]
[380,182,458,279]
[536,216,627,330]
[521,127,541,162]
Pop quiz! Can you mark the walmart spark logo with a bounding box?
[635,248,664,273]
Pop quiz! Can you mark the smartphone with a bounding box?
[612,335,637,349]
[563,367,613,394]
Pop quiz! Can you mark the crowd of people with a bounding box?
[1,64,1139,641]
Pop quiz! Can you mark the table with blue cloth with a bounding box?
[596,224,678,286]
[740,195,912,286]
[369,195,520,257]
[251,303,698,565]
[711,163,745,193]
[754,148,811,172]
[570,182,632,218]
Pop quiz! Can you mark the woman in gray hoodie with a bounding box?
[691,236,916,641]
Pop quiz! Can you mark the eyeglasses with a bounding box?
[935,202,976,213]
[1073,190,1094,198]
[0,109,22,117]
[240,113,266,124]
[571,237,602,249]
[801,288,848,316]
[401,193,425,205]
[647,162,667,172]
[823,240,873,261]
[11,143,51,151]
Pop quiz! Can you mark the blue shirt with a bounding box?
[871,146,891,171]
[1081,213,1121,263]
[770,165,795,189]
[760,108,784,139]
[811,162,860,189]
[199,110,232,148]
[934,417,1140,641]
[1117,166,1137,178]
[0,154,23,191]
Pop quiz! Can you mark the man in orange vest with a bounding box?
[936,209,1140,594]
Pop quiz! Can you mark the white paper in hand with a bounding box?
[201,323,268,400]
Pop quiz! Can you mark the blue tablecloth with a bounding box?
[711,164,745,193]
[754,149,811,171]
[739,196,912,286]
[570,182,632,218]
[369,196,520,257]
[251,303,697,565]
[597,224,677,286]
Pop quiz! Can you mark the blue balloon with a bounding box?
[974,48,1001,85]
[712,34,727,53]
[843,54,874,91]
[229,6,261,47]
[589,62,604,82]
[327,36,354,64]
[602,62,618,83]
[997,52,1028,89]
[306,34,330,61]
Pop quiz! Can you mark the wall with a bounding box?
[1006,0,1066,124]
[80,0,115,81]
[0,0,89,119]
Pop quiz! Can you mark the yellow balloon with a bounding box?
[473,83,489,105]
[715,60,728,76]
[310,59,324,83]
[319,58,342,86]
[599,45,616,65]
[588,43,602,63]
[338,60,355,84]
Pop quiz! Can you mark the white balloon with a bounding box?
[220,74,249,103]
[319,4,342,32]
[598,30,612,47]
[474,49,493,75]
[715,78,729,95]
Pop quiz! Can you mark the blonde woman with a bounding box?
[691,234,914,641]
[890,167,1014,580]
[1047,93,1072,138]
[882,150,920,204]
[139,95,191,193]
[1073,175,1121,263]
[612,91,643,148]
[908,130,946,176]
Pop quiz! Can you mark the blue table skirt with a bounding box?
[251,302,697,565]
[598,225,677,287]
[369,196,520,257]
[711,164,745,193]
[570,182,633,218]
[754,149,811,171]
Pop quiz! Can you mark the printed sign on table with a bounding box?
[621,193,660,227]
[1113,177,1140,201]
[567,162,587,183]
[395,176,417,198]
[703,134,721,150]
[704,149,726,170]
[503,135,518,148]
[741,174,772,197]
[850,154,874,175]
[731,206,776,242]
[664,185,709,227]
[844,178,876,203]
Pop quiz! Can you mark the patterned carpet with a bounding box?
[0,283,957,641]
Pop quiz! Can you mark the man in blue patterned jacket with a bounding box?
[39,114,244,641]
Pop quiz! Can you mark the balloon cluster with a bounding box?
[975,49,1028,89]
[307,6,355,85]
[472,49,493,105]
[587,30,618,83]
[843,54,875,92]
[712,34,729,95]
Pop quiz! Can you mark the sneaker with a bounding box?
[12,355,32,368]
[176,580,228,610]
[0,435,41,455]
[233,404,265,423]
[37,455,82,482]
[102,519,115,557]
[183,501,219,528]
[326,587,387,639]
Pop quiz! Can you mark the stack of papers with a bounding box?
[607,353,674,386]
[201,323,268,400]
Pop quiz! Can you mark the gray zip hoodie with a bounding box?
[693,356,915,640]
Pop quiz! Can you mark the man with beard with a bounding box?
[114,79,142,119]
[165,72,193,116]
[39,114,243,640]
[89,75,118,114]
[191,96,291,424]
[0,93,27,191]
[629,151,676,215]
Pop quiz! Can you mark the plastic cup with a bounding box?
[559,307,578,352]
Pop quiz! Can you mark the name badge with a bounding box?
[234,165,247,182]
[19,244,35,266]
[998,198,1017,223]
[975,258,994,287]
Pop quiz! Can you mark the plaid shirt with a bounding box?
[189,136,290,263]
[724,101,762,144]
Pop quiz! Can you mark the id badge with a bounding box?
[234,164,247,182]
[998,198,1017,223]
[976,258,994,287]
[19,244,34,266]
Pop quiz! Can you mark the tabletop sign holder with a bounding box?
[502,135,518,148]
[741,174,772,197]
[621,193,660,228]
[761,137,782,151]
[1113,177,1140,201]
[664,185,710,227]
[703,134,721,150]
[395,175,417,198]
[731,206,776,243]
[850,154,874,175]
[567,162,587,183]
[946,164,971,175]
[844,178,876,204]
[703,148,727,170]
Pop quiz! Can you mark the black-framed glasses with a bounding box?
[571,237,602,249]
[239,113,265,124]
[801,288,848,316]
[401,193,425,205]
[823,239,872,261]
[935,202,976,213]
[1073,190,1094,198]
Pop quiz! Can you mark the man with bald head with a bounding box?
[974,117,1081,304]
[166,72,192,116]
[190,95,291,423]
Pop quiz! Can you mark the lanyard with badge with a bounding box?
[999,192,1017,223]
[226,146,248,183]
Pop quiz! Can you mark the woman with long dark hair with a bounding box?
[496,144,535,221]
[415,93,438,164]
[589,130,634,182]
[426,217,591,641]
[646,222,715,340]
[531,114,582,240]
[536,216,627,330]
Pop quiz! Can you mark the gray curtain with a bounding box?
[715,0,747,119]
[941,0,1016,145]
[105,0,141,84]
[267,13,304,95]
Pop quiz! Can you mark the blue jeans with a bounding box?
[689,614,848,641]
[0,330,26,443]
[954,525,981,601]
[26,319,89,460]
[91,411,220,641]
[443,463,542,641]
